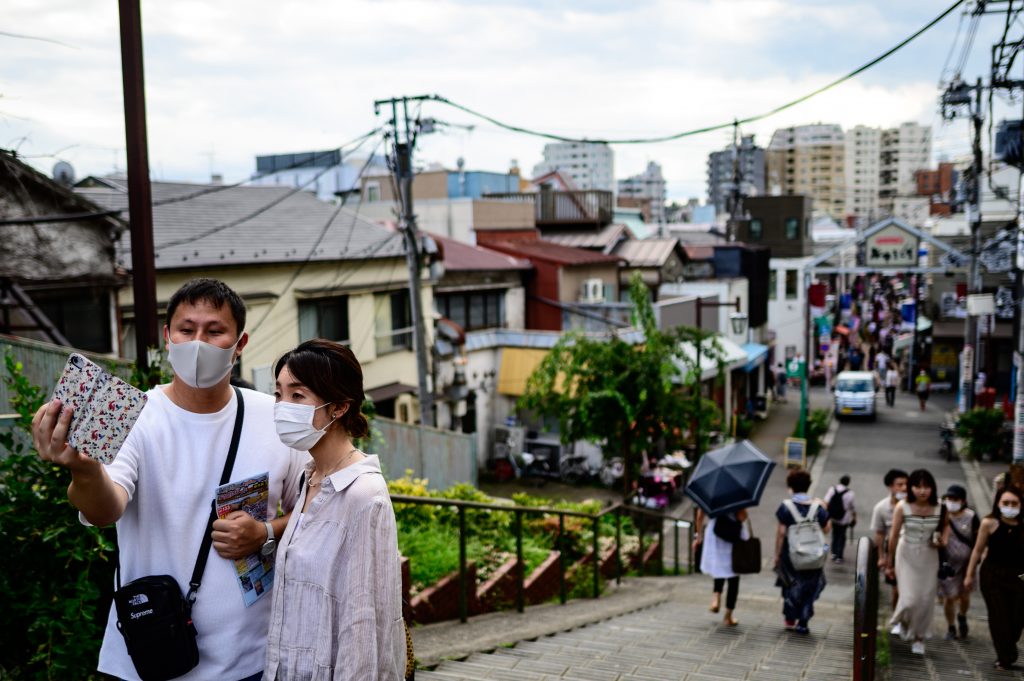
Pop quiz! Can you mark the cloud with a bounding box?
[1,0,1003,199]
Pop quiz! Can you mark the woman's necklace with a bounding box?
[308,448,358,488]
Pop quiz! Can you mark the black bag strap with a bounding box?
[115,386,245,599]
[187,386,245,603]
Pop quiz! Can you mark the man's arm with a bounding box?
[32,400,128,526]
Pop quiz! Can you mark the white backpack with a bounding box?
[783,499,827,570]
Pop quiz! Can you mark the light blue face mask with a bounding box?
[792,493,811,504]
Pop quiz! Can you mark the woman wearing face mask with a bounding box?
[886,468,948,656]
[264,340,406,681]
[938,485,979,641]
[964,485,1024,672]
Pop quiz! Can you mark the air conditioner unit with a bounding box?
[580,278,605,303]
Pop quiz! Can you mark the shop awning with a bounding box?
[366,382,417,403]
[497,348,550,396]
[741,342,769,373]
[673,336,749,382]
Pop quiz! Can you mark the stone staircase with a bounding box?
[416,577,854,681]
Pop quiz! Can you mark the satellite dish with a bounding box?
[53,161,75,186]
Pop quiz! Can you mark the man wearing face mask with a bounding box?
[871,468,908,618]
[31,278,305,681]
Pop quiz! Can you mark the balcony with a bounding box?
[485,187,614,227]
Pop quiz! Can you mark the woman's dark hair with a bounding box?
[787,468,811,494]
[906,468,938,505]
[988,484,1023,520]
[274,339,369,439]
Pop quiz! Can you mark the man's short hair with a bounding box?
[884,468,908,487]
[166,278,246,335]
[840,475,851,486]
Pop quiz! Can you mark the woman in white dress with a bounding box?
[885,468,949,656]
[694,507,750,626]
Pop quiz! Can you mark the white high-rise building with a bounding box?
[617,161,667,224]
[532,141,615,192]
[844,126,881,226]
[879,122,932,216]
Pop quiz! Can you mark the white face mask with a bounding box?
[894,491,907,501]
[1000,506,1021,519]
[167,337,238,389]
[944,500,962,513]
[274,401,338,451]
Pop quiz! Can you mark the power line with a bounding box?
[428,0,966,145]
[0,30,77,48]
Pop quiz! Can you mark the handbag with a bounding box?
[731,518,762,575]
[713,513,742,543]
[113,387,245,681]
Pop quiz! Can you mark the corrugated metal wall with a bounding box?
[367,418,478,489]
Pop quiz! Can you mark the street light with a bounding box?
[694,297,744,461]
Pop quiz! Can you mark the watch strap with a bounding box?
[264,521,275,543]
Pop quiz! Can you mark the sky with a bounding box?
[2,0,1019,203]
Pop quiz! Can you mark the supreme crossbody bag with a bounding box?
[113,387,244,681]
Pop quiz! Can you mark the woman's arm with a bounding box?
[886,503,904,576]
[774,522,786,566]
[940,505,951,547]
[963,517,994,591]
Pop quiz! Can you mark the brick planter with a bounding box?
[475,556,521,615]
[524,550,562,606]
[410,562,478,624]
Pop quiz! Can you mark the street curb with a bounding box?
[960,453,994,512]
[808,415,839,497]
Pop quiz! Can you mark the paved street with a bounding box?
[416,387,1024,679]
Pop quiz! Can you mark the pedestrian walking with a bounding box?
[823,475,856,563]
[915,370,931,411]
[694,507,749,626]
[774,468,830,635]
[938,485,979,641]
[884,366,899,408]
[775,363,788,404]
[876,350,890,375]
[886,468,948,656]
[766,364,776,402]
[872,468,908,612]
[964,485,1024,672]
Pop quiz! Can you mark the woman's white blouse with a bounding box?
[264,455,405,681]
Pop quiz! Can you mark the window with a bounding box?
[298,296,349,344]
[32,288,113,353]
[749,219,763,241]
[785,270,799,299]
[785,217,800,240]
[769,270,778,300]
[365,182,380,202]
[375,290,413,354]
[437,290,505,331]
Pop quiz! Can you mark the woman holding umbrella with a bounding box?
[694,507,749,626]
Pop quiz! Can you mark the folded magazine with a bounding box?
[216,472,275,606]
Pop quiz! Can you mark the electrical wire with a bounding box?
[427,0,967,145]
[939,6,968,84]
[154,132,379,251]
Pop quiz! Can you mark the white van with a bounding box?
[833,370,878,421]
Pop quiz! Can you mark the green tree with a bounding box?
[519,274,723,495]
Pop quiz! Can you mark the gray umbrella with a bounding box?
[684,440,776,517]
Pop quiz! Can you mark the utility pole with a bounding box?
[727,120,743,242]
[376,95,435,427]
[118,0,159,380]
[966,78,985,409]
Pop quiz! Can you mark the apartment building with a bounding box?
[767,124,846,220]
[532,141,615,193]
[879,122,932,216]
[706,135,766,216]
[617,161,667,224]
[844,125,881,226]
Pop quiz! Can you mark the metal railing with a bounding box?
[483,189,614,226]
[853,536,879,681]
[390,493,694,623]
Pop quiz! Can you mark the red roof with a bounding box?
[487,239,624,266]
[432,234,532,271]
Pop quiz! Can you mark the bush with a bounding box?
[0,351,116,680]
[792,408,832,457]
[956,408,1006,459]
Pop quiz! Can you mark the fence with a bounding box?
[853,536,879,681]
[368,417,479,490]
[390,493,694,623]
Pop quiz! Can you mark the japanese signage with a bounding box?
[866,225,919,267]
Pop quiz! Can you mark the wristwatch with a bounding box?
[260,521,277,557]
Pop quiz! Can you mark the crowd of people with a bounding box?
[32,278,407,681]
[693,461,1023,670]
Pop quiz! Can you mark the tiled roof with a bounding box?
[76,178,404,270]
[613,238,681,267]
[431,234,531,271]
[487,239,623,266]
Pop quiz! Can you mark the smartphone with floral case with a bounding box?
[50,353,147,464]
